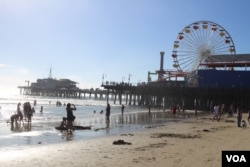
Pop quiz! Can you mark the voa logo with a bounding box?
[226,155,247,163]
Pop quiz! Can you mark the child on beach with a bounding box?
[17,102,24,123]
[60,117,67,128]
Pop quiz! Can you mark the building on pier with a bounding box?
[19,77,79,97]
[18,21,250,111]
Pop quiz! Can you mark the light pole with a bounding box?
[128,74,132,84]
[102,74,106,85]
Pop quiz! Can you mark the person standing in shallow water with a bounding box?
[148,104,151,115]
[66,103,76,132]
[106,103,111,128]
[121,104,125,115]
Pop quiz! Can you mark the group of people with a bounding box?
[62,103,111,132]
[10,102,35,125]
[212,104,225,121]
[10,102,23,124]
[60,103,112,133]
[235,107,250,128]
[10,100,119,133]
[211,103,250,128]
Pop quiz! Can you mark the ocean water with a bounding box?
[0,95,192,151]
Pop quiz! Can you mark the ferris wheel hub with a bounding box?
[199,48,211,58]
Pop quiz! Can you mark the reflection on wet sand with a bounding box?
[87,111,195,127]
[11,122,31,132]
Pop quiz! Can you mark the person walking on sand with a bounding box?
[66,103,76,132]
[106,103,111,128]
[237,107,242,127]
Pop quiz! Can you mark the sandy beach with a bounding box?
[0,113,249,167]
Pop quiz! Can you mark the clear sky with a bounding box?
[1,0,250,96]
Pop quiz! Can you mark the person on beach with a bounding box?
[66,103,76,132]
[209,101,213,114]
[212,105,219,121]
[106,103,111,128]
[23,102,33,124]
[148,104,151,115]
[229,103,234,117]
[60,117,67,128]
[17,102,23,123]
[17,102,21,114]
[172,105,177,117]
[10,114,19,124]
[218,104,225,120]
[27,102,33,124]
[121,104,125,115]
[237,107,242,127]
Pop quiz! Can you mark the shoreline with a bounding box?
[1,113,249,167]
[0,109,199,149]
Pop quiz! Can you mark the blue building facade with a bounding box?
[197,70,250,88]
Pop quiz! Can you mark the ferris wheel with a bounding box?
[172,21,236,72]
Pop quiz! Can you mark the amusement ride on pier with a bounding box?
[104,20,250,109]
[149,20,250,85]
[19,20,250,110]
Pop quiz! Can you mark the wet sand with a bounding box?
[0,113,249,167]
[0,110,194,148]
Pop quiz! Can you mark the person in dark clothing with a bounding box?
[237,107,242,127]
[106,103,111,128]
[121,105,125,115]
[66,103,76,132]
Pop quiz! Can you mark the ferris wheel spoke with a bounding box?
[178,55,197,67]
[213,43,229,52]
[180,33,198,49]
[179,37,196,49]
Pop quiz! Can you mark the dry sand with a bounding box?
[1,113,249,167]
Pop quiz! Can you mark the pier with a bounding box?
[102,81,250,111]
[17,51,250,110]
[18,80,250,111]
